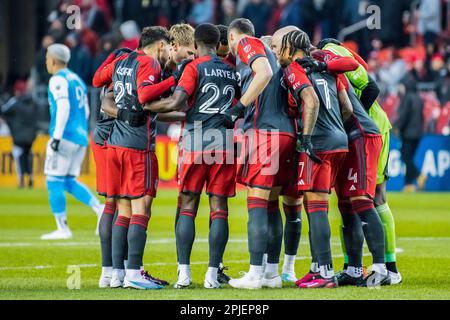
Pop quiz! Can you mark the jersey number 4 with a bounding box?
[198,83,235,114]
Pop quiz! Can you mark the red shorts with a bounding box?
[91,137,108,197]
[297,151,347,194]
[178,151,236,197]
[237,132,296,189]
[335,135,382,199]
[106,146,159,199]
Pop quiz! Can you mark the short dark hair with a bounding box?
[194,23,220,47]
[139,26,170,49]
[229,18,255,37]
[216,24,228,46]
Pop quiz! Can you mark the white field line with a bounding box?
[0,236,448,248]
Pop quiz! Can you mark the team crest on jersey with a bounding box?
[288,74,296,83]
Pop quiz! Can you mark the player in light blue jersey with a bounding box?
[41,44,104,240]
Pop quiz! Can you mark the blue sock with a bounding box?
[46,176,66,215]
[64,177,100,209]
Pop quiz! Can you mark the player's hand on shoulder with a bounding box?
[173,59,194,83]
[117,108,147,127]
[296,57,327,74]
[50,139,61,152]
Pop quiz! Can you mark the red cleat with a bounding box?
[295,272,320,287]
[298,275,338,289]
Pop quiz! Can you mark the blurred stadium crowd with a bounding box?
[0,0,449,139]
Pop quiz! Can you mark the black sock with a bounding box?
[247,197,269,265]
[99,201,116,267]
[127,214,150,270]
[305,200,332,266]
[283,203,302,256]
[112,216,130,270]
[386,262,398,273]
[353,199,386,264]
[209,210,229,268]
[338,201,364,268]
[176,209,196,265]
[175,194,181,231]
[267,200,283,264]
[306,211,318,267]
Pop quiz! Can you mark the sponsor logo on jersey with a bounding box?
[244,45,251,53]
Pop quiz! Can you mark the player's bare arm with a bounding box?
[100,91,118,118]
[299,86,320,136]
[240,57,273,107]
[144,90,188,113]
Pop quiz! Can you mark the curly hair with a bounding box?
[170,23,195,47]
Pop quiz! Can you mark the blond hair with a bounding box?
[170,24,195,47]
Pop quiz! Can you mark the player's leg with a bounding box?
[335,196,365,286]
[42,176,71,239]
[42,139,72,240]
[98,197,117,288]
[175,192,200,288]
[111,198,131,288]
[298,191,337,288]
[375,181,401,283]
[229,186,271,290]
[350,195,389,286]
[205,195,229,289]
[281,195,303,282]
[375,131,401,283]
[260,187,283,288]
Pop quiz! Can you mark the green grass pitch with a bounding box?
[0,188,449,300]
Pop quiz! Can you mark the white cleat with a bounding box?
[99,267,113,288]
[229,272,263,290]
[123,274,163,290]
[204,278,221,289]
[99,275,112,288]
[110,269,125,288]
[388,271,402,285]
[262,274,282,288]
[174,275,192,289]
[41,229,72,240]
[281,272,297,283]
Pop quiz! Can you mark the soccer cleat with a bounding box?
[98,268,113,288]
[204,278,221,289]
[262,274,282,288]
[357,271,391,287]
[298,275,338,288]
[141,270,169,286]
[295,271,319,287]
[228,272,263,290]
[281,272,297,283]
[174,273,192,289]
[388,271,402,285]
[336,272,364,286]
[124,274,163,290]
[110,269,125,288]
[217,266,231,284]
[41,229,72,240]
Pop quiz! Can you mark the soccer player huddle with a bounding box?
[90,18,401,290]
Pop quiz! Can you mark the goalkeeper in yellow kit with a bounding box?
[317,39,401,284]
